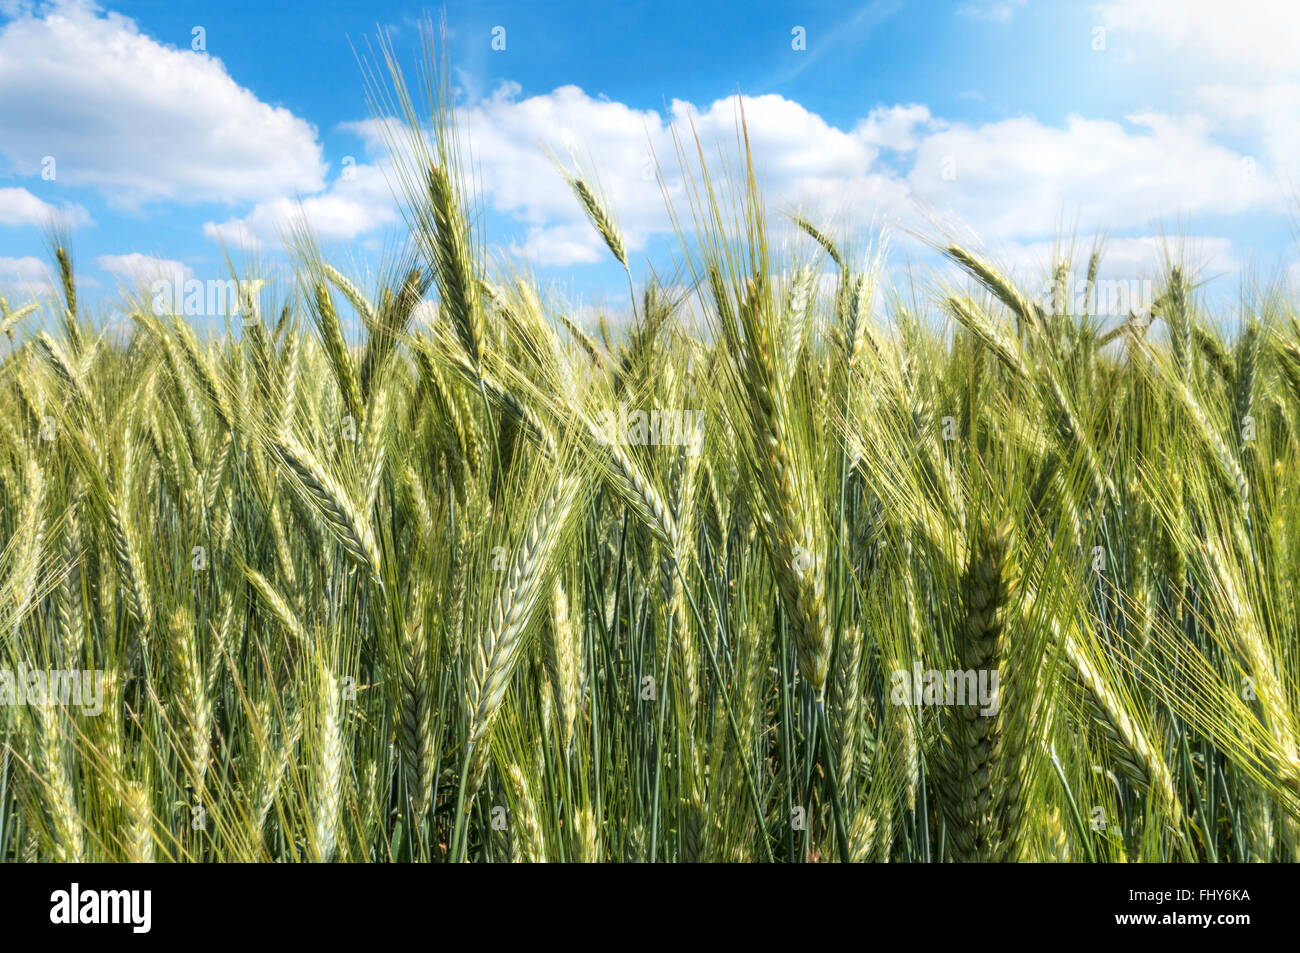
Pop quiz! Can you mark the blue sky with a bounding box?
[1,0,1298,320]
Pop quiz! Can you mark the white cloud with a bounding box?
[511,223,606,267]
[854,105,935,152]
[216,79,1283,285]
[195,76,1282,282]
[0,0,1282,311]
[343,85,1273,268]
[203,157,399,248]
[907,112,1268,241]
[1095,1,1300,77]
[96,252,191,283]
[0,254,53,297]
[923,233,1242,323]
[355,85,915,267]
[0,254,47,282]
[0,186,90,227]
[1090,235,1238,278]
[673,93,910,220]
[222,85,916,266]
[0,0,325,205]
[989,234,1238,283]
[1089,4,1300,190]
[1195,84,1300,179]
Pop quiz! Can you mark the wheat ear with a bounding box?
[940,520,1015,861]
[397,618,436,820]
[312,654,344,862]
[463,479,576,800]
[270,429,383,580]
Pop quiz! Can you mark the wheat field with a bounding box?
[1,54,1299,864]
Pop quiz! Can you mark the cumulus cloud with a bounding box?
[332,85,917,267]
[928,233,1242,322]
[212,85,917,265]
[0,0,1284,303]
[202,157,399,248]
[334,82,1285,268]
[206,77,1281,282]
[67,7,1247,284]
[989,234,1238,285]
[907,112,1267,241]
[854,105,935,152]
[0,254,53,296]
[1095,1,1300,78]
[0,186,90,227]
[96,252,191,283]
[1087,2,1300,210]
[0,0,325,205]
[1194,84,1300,180]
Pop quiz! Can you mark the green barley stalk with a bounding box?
[451,477,578,859]
[270,429,383,580]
